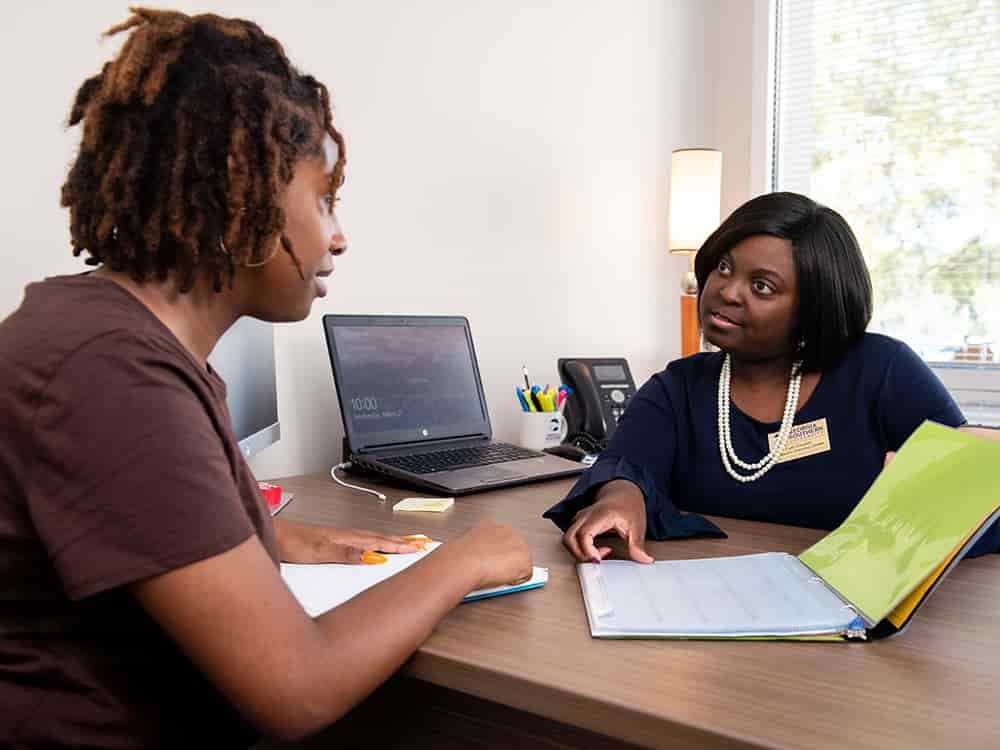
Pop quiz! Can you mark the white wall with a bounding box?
[1,1,718,478]
[706,0,769,219]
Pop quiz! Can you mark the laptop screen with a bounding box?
[324,316,491,450]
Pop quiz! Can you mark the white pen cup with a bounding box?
[517,411,568,451]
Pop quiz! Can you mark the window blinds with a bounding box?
[772,0,1000,363]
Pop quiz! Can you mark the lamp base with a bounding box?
[681,294,700,357]
[681,269,698,296]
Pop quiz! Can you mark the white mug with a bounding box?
[517,411,568,451]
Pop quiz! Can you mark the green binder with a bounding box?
[798,421,1000,637]
[578,422,1000,641]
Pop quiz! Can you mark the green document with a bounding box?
[799,421,1000,625]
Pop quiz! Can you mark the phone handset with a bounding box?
[563,360,608,440]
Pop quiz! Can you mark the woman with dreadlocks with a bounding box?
[0,8,531,747]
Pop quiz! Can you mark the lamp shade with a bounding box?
[668,148,722,253]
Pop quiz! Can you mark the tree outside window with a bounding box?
[774,0,999,364]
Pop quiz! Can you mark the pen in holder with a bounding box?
[514,378,571,450]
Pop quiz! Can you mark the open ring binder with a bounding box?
[577,422,1000,641]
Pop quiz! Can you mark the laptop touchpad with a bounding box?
[476,466,524,482]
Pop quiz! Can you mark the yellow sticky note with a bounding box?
[392,497,455,513]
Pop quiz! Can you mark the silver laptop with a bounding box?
[322,314,585,495]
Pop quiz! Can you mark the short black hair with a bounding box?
[694,191,872,371]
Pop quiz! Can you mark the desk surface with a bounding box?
[275,472,1000,750]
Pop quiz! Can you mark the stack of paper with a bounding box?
[282,541,546,616]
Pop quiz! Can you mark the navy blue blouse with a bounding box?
[544,333,999,558]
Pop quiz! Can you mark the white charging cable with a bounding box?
[329,462,387,502]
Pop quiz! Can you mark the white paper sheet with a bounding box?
[281,542,546,616]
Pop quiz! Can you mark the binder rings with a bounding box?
[578,422,1000,641]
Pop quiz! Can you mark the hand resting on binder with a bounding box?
[563,479,655,564]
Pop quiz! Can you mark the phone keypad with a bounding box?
[598,383,634,426]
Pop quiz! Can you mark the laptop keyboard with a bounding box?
[380,442,542,474]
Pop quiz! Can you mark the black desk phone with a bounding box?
[557,358,637,452]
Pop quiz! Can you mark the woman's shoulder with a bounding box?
[855,331,909,355]
[825,333,943,407]
[7,274,218,401]
[23,275,193,356]
[836,332,915,372]
[664,350,723,380]
[648,351,724,403]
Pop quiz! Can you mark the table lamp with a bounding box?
[668,148,722,357]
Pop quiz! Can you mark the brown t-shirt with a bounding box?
[0,274,279,748]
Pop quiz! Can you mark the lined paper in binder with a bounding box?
[579,553,860,639]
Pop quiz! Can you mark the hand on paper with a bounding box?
[273,518,424,564]
[562,479,654,564]
[449,520,533,589]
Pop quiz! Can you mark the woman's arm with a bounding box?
[548,367,727,559]
[130,520,530,741]
[545,374,679,532]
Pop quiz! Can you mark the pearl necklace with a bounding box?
[718,353,802,483]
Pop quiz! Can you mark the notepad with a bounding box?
[282,541,547,617]
[578,422,1000,641]
[392,497,455,512]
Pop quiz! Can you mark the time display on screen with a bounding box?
[350,396,379,412]
[593,364,626,381]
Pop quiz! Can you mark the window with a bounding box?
[770,0,1000,424]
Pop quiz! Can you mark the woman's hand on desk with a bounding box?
[562,480,654,564]
[273,518,423,564]
[448,520,533,589]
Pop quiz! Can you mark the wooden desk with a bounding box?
[264,473,1000,750]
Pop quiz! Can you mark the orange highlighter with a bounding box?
[362,534,434,564]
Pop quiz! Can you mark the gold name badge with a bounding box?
[767,418,831,464]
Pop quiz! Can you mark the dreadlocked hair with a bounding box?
[61,7,345,292]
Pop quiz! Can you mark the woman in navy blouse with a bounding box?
[545,192,999,561]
